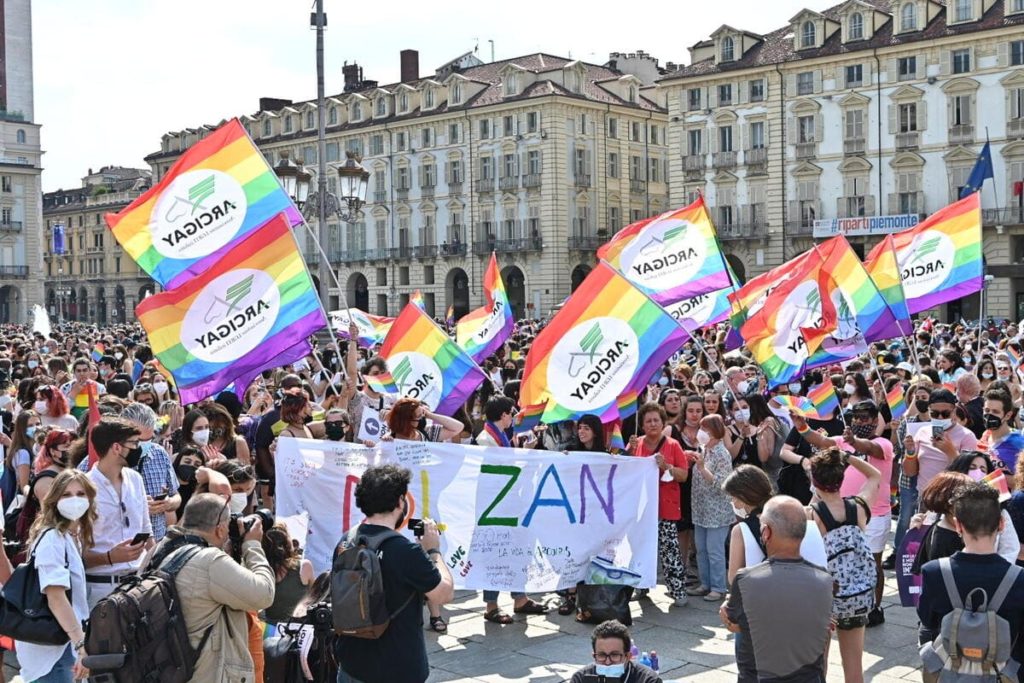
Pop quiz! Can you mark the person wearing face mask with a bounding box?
[14,429,74,558]
[170,446,205,517]
[903,389,978,498]
[569,620,662,683]
[175,409,216,458]
[201,402,251,466]
[4,409,41,505]
[975,357,998,392]
[687,415,736,602]
[15,470,95,683]
[323,408,353,442]
[34,384,79,431]
[976,389,1024,474]
[80,418,154,609]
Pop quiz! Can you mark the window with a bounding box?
[1,176,10,192]
[504,115,515,136]
[898,56,917,81]
[628,86,637,103]
[1,208,10,224]
[848,12,864,40]
[397,167,410,189]
[262,119,272,137]
[953,0,972,22]
[845,109,864,140]
[718,205,734,227]
[649,157,661,182]
[688,88,702,111]
[952,94,972,126]
[901,2,917,30]
[718,84,733,106]
[480,119,491,139]
[504,73,517,96]
[1013,0,1024,12]
[422,164,437,188]
[688,129,703,155]
[528,150,541,175]
[608,118,618,138]
[952,49,971,74]
[718,126,733,152]
[449,160,463,183]
[527,112,538,133]
[370,134,384,155]
[609,206,620,231]
[326,142,340,162]
[451,83,462,104]
[608,152,619,177]
[503,153,517,179]
[352,102,362,121]
[396,132,406,151]
[15,130,25,144]
[802,21,816,48]
[398,92,409,112]
[898,172,920,213]
[797,72,814,95]
[798,115,815,143]
[373,170,386,194]
[845,64,864,87]
[650,125,659,144]
[1011,88,1024,120]
[449,123,460,144]
[750,121,765,149]
[1012,41,1024,67]
[749,80,765,102]
[631,122,641,142]
[629,155,643,180]
[329,107,338,125]
[721,36,735,62]
[376,98,387,117]
[574,149,587,177]
[480,156,494,180]
[899,102,918,132]
[421,127,432,148]
[306,111,315,128]
[424,89,434,109]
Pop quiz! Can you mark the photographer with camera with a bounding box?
[155,492,276,683]
[335,464,454,683]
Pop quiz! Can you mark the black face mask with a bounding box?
[502,369,516,381]
[175,464,197,483]
[325,422,346,441]
[673,379,688,390]
[124,444,144,469]
[417,417,428,432]
[984,413,1004,430]
[915,400,930,414]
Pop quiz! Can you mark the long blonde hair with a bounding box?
[27,469,98,551]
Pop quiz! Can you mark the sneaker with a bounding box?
[703,591,725,602]
[867,607,885,627]
[881,554,896,571]
[673,596,689,607]
[685,585,710,596]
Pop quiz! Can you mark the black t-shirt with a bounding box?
[335,524,442,683]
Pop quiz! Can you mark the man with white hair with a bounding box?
[111,402,180,540]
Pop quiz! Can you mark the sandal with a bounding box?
[557,593,577,616]
[429,616,448,633]
[484,608,514,624]
[513,599,550,615]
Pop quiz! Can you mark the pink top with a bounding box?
[912,424,978,492]
[834,436,893,518]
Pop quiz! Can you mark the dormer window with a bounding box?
[451,82,462,104]
[424,88,434,108]
[352,102,362,121]
[567,70,580,93]
[376,98,387,117]
[628,86,637,103]
[848,12,863,40]
[801,21,816,48]
[901,2,917,31]
[262,119,272,137]
[328,106,338,125]
[398,92,408,112]
[953,0,972,22]
[721,36,735,62]
[504,73,517,96]
[306,111,315,128]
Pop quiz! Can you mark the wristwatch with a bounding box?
[426,549,442,557]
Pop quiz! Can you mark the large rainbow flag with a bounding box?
[865,193,982,314]
[663,258,741,331]
[456,253,515,363]
[135,213,325,404]
[330,308,393,348]
[520,262,689,423]
[862,234,913,338]
[379,303,486,415]
[726,256,807,350]
[106,119,302,289]
[596,197,731,304]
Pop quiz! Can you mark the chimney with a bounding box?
[342,61,363,92]
[258,97,293,112]
[400,49,419,82]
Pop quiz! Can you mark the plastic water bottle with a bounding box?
[649,650,659,672]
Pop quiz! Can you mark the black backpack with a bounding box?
[84,536,214,683]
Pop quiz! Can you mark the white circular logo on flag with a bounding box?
[547,317,640,412]
[389,351,444,410]
[618,218,707,292]
[666,292,718,329]
[900,230,956,301]
[151,170,247,259]
[182,269,280,363]
[775,280,823,367]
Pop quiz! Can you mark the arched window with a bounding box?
[504,74,517,96]
[352,102,362,121]
[262,119,272,137]
[901,2,917,30]
[306,111,315,128]
[802,21,816,48]
[398,92,408,112]
[424,88,434,108]
[451,83,462,104]
[721,36,735,62]
[628,86,637,102]
[376,98,386,116]
[328,106,338,125]
[15,130,25,144]
[848,12,863,40]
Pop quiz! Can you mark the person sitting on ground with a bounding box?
[569,619,662,683]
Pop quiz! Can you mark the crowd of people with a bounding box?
[1,315,1024,682]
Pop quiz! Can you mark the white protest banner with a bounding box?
[275,438,659,592]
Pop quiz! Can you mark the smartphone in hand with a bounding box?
[130,532,151,546]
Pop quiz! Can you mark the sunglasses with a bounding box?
[929,410,952,419]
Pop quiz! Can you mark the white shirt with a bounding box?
[16,528,89,681]
[86,465,152,575]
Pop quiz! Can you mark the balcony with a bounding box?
[0,266,28,279]
[786,222,816,236]
[683,155,705,171]
[949,124,975,144]
[712,151,737,169]
[1008,118,1024,139]
[843,138,866,155]
[366,249,390,262]
[475,178,495,193]
[420,184,435,199]
[795,142,817,159]
[0,221,22,232]
[448,181,463,195]
[388,246,413,260]
[373,190,387,203]
[630,179,647,194]
[895,131,920,150]
[983,207,1024,226]
[499,176,519,191]
[395,187,410,201]
[717,223,767,240]
[413,244,438,259]
[522,173,542,189]
[85,190,139,208]
[340,250,368,264]
[568,235,604,251]
[441,242,467,257]
[473,237,543,255]
[573,174,591,188]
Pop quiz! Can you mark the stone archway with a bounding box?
[347,272,370,312]
[446,267,470,319]
[500,265,526,320]
[0,285,21,323]
[570,264,591,292]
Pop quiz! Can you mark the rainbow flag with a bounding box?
[608,421,625,452]
[981,469,1011,503]
[886,383,908,421]
[772,395,815,417]
[807,381,840,420]
[456,253,515,363]
[862,234,913,338]
[1008,344,1023,369]
[90,343,105,362]
[869,193,982,314]
[105,119,302,289]
[135,213,325,404]
[364,371,398,395]
[597,197,731,305]
[726,255,808,350]
[520,262,689,423]
[616,390,640,419]
[330,308,391,348]
[512,402,545,435]
[380,302,486,415]
[411,290,426,311]
[663,258,741,331]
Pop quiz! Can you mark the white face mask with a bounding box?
[731,503,748,519]
[153,382,169,395]
[788,383,802,394]
[932,418,952,431]
[658,376,669,386]
[735,408,750,422]
[736,380,750,395]
[115,352,124,360]
[229,492,248,514]
[844,383,857,395]
[696,429,711,446]
[27,360,38,370]
[57,496,90,521]
[0,395,10,409]
[192,428,210,446]
[982,372,994,380]
[33,400,48,415]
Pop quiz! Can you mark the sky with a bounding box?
[33,0,814,192]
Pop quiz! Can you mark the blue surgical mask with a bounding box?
[595,663,626,677]
[25,426,37,438]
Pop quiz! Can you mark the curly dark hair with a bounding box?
[590,619,632,654]
[809,448,847,493]
[261,523,300,578]
[354,464,411,516]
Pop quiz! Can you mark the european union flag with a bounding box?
[960,141,994,199]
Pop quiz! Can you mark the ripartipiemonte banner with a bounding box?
[275,438,659,592]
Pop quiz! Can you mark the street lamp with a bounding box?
[273,151,311,209]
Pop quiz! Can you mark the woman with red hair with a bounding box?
[33,385,77,431]
[385,397,464,443]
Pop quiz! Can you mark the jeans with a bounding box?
[32,644,75,683]
[892,480,919,554]
[694,524,730,594]
[483,591,526,603]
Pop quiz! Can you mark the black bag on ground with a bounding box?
[575,583,633,626]
[0,528,68,645]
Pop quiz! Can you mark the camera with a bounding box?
[408,518,425,537]
[228,508,274,560]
